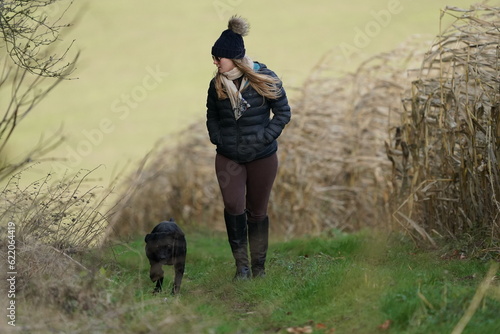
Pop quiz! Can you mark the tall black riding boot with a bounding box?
[224,210,251,279]
[248,217,269,278]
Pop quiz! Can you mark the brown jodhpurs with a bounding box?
[215,153,278,222]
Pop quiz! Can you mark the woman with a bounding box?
[206,16,291,279]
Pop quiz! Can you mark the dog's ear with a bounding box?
[145,233,153,243]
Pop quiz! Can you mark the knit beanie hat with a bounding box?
[211,16,250,59]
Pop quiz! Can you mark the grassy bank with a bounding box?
[9,230,499,333]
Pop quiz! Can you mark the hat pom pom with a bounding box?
[228,15,249,36]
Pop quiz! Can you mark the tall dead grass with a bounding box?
[388,4,500,245]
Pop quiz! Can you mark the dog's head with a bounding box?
[145,233,178,258]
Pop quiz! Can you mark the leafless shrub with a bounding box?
[1,166,110,250]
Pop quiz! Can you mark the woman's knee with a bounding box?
[246,210,267,222]
[223,200,246,216]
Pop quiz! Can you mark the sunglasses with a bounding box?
[212,55,223,62]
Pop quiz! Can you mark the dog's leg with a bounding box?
[153,277,163,294]
[171,261,185,295]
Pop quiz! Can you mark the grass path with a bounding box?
[98,230,499,334]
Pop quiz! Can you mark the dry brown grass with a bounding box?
[388,4,500,245]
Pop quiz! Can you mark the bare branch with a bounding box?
[0,0,76,78]
[0,0,80,180]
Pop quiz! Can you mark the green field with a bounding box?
[5,0,481,187]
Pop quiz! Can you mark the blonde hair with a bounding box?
[214,58,282,100]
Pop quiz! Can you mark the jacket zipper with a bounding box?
[235,117,241,162]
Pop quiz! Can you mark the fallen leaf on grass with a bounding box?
[316,323,327,329]
[316,323,336,333]
[378,319,391,330]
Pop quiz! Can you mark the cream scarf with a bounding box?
[221,56,254,120]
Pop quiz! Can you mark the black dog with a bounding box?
[145,219,187,295]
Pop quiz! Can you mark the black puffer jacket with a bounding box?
[206,62,291,163]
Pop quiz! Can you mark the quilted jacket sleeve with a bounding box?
[206,79,221,146]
